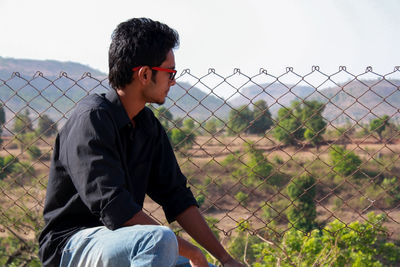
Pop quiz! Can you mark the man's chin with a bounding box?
[154,99,166,105]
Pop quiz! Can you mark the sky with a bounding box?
[1,0,399,79]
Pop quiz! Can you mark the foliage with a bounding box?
[248,100,273,135]
[0,199,43,267]
[287,174,317,232]
[273,100,327,146]
[299,101,327,146]
[251,212,400,266]
[370,115,390,141]
[196,194,205,207]
[235,191,249,205]
[153,106,173,129]
[329,145,362,177]
[37,114,58,137]
[227,105,253,135]
[170,128,195,150]
[204,118,217,135]
[0,155,18,180]
[221,151,241,168]
[381,177,400,207]
[273,104,304,145]
[244,143,273,185]
[183,118,196,131]
[13,109,33,134]
[27,145,42,160]
[14,132,37,153]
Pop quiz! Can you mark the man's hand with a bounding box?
[187,247,209,267]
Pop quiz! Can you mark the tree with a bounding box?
[300,101,327,147]
[370,115,390,142]
[287,174,317,232]
[204,118,217,135]
[170,128,195,151]
[37,114,58,137]
[13,109,33,134]
[153,106,173,129]
[0,104,5,146]
[273,104,304,145]
[227,105,253,135]
[248,100,273,135]
[183,118,196,131]
[244,143,273,185]
[329,145,361,177]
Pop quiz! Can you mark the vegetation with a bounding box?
[37,114,57,137]
[13,109,33,134]
[329,145,362,177]
[273,104,304,145]
[370,115,390,142]
[274,100,327,146]
[251,212,400,266]
[0,104,5,146]
[227,100,273,135]
[287,174,317,232]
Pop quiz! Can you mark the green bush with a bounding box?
[245,143,273,184]
[27,145,42,160]
[235,191,248,205]
[251,212,400,266]
[287,174,317,232]
[170,128,195,150]
[329,145,362,177]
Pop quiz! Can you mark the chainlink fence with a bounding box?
[0,67,400,265]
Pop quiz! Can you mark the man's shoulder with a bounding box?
[75,93,110,113]
[60,94,114,132]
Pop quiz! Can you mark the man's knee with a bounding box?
[150,226,178,253]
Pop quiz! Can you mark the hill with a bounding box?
[0,58,230,127]
[0,57,106,79]
[229,79,400,124]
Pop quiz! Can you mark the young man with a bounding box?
[39,18,245,267]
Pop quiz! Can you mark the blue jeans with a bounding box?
[60,225,217,267]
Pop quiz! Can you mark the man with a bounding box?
[39,18,245,267]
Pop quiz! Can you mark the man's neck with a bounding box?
[116,85,145,120]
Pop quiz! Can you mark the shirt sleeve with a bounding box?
[63,108,141,230]
[146,117,198,223]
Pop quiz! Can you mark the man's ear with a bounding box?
[137,66,152,85]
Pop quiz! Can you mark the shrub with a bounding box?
[235,191,248,205]
[287,174,317,232]
[329,145,361,177]
[251,212,400,266]
[27,145,42,160]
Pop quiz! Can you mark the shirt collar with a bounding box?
[105,89,131,129]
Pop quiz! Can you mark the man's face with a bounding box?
[142,50,176,105]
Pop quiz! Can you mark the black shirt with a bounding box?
[38,89,197,267]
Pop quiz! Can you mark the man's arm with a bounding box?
[176,206,245,267]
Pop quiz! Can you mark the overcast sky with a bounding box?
[1,0,399,78]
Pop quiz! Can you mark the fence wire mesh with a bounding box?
[0,67,400,265]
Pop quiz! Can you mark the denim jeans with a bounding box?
[60,225,217,267]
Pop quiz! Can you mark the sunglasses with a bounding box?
[132,66,177,81]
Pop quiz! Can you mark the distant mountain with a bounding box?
[0,58,230,127]
[1,57,399,127]
[158,82,231,121]
[0,57,106,79]
[310,79,400,124]
[228,83,315,113]
[229,79,400,124]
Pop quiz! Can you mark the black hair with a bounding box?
[108,18,179,89]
